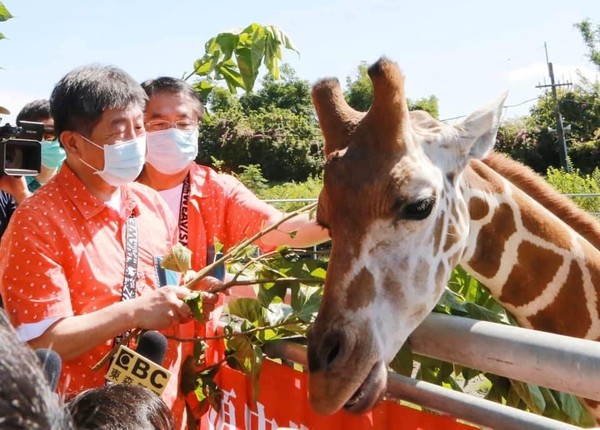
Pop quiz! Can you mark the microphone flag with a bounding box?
[105,344,172,396]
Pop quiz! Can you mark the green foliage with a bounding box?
[235,164,269,193]
[256,176,323,212]
[545,166,600,212]
[574,18,600,72]
[198,104,323,182]
[512,80,600,174]
[344,61,439,117]
[345,61,373,112]
[185,23,299,101]
[238,65,314,117]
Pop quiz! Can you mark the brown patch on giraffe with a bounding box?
[443,221,460,253]
[413,258,430,291]
[434,261,447,292]
[578,238,600,336]
[500,241,563,307]
[527,261,591,337]
[346,267,376,311]
[469,197,489,221]
[585,399,600,409]
[467,203,517,278]
[513,191,572,251]
[432,213,444,253]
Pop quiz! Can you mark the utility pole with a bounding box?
[535,42,572,172]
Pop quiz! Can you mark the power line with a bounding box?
[440,97,539,122]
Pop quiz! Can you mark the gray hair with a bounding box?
[50,64,147,137]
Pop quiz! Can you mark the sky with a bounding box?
[0,0,599,125]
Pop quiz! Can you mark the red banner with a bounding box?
[200,358,475,430]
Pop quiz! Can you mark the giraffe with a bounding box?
[306,57,600,425]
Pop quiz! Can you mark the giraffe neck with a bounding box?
[458,155,600,340]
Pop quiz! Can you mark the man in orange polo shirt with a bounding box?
[0,65,215,429]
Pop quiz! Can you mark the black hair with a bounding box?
[0,309,73,429]
[16,99,51,125]
[50,64,147,137]
[67,384,175,430]
[141,76,204,119]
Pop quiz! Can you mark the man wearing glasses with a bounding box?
[137,77,330,424]
[16,99,66,192]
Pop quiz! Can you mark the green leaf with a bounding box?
[214,32,240,61]
[257,281,287,308]
[161,243,192,273]
[184,292,205,322]
[389,344,414,376]
[227,298,264,325]
[309,267,327,280]
[0,2,13,22]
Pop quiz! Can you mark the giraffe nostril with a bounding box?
[308,329,344,372]
[326,340,341,367]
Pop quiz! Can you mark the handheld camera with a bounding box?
[0,121,43,176]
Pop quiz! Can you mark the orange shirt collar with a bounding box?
[56,163,140,220]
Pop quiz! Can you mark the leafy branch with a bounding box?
[183,23,299,101]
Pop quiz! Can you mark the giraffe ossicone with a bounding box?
[307,57,600,424]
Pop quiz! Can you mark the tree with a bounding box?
[198,67,323,182]
[238,64,314,117]
[344,61,439,117]
[574,19,600,72]
[184,23,299,102]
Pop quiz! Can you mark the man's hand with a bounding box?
[131,286,196,330]
[0,175,30,204]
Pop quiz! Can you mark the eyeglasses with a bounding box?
[43,128,56,141]
[145,119,198,132]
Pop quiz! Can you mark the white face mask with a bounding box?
[78,134,147,186]
[146,128,199,174]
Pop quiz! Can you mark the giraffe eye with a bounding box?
[401,197,436,220]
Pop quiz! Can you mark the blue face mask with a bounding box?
[78,134,147,186]
[41,139,66,170]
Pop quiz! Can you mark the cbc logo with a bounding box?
[113,348,170,390]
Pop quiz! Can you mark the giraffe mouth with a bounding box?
[343,360,387,413]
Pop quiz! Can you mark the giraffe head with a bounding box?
[307,58,506,415]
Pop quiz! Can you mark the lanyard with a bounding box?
[112,214,138,348]
[178,175,191,247]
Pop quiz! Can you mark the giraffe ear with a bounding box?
[456,91,508,160]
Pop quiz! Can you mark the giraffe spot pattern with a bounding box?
[468,196,490,221]
[500,241,563,307]
[527,261,591,337]
[468,203,516,279]
[346,267,376,311]
[514,191,572,251]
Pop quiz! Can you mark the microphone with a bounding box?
[135,330,168,366]
[34,348,62,392]
[104,331,171,396]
